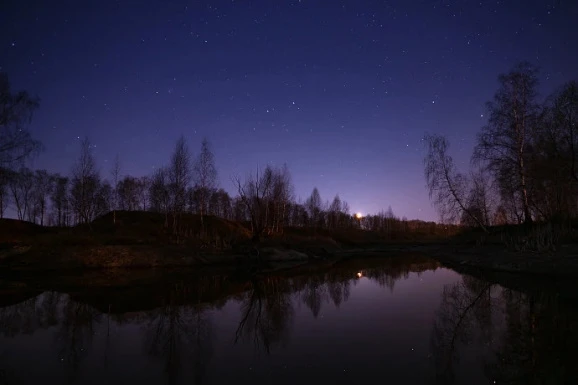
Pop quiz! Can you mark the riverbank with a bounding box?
[3,232,578,279]
[428,242,578,281]
[0,211,448,273]
[2,212,578,281]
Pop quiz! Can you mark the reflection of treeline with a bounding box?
[431,276,578,384]
[0,257,438,335]
[0,258,440,383]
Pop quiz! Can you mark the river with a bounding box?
[0,256,576,384]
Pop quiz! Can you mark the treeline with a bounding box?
[1,69,453,239]
[0,137,441,237]
[424,62,578,230]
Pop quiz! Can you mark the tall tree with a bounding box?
[51,175,70,226]
[305,188,322,228]
[110,154,121,224]
[117,176,140,211]
[136,176,150,210]
[461,170,493,227]
[0,72,42,168]
[269,164,293,232]
[193,138,217,219]
[169,136,192,215]
[94,180,112,218]
[7,168,34,220]
[149,167,170,215]
[424,133,488,231]
[0,169,8,218]
[473,62,539,225]
[551,81,578,183]
[233,166,274,241]
[31,169,54,225]
[328,195,342,229]
[70,138,100,224]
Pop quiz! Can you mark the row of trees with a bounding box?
[3,69,437,237]
[2,129,445,238]
[424,62,578,229]
[0,69,366,235]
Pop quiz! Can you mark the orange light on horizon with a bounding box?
[357,272,362,278]
[355,212,363,219]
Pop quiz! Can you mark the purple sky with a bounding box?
[1,0,577,221]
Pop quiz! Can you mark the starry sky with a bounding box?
[1,0,577,221]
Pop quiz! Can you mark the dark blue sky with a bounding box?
[1,0,577,220]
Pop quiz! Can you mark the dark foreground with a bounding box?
[0,256,577,385]
[3,213,578,280]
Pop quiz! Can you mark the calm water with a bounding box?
[0,257,577,385]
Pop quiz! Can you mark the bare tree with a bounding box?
[30,169,54,225]
[7,168,34,220]
[305,187,322,228]
[473,62,539,225]
[0,72,42,168]
[117,176,140,211]
[94,180,112,218]
[233,166,274,241]
[269,164,293,232]
[110,154,121,224]
[0,168,9,218]
[70,138,100,224]
[550,81,578,183]
[208,188,232,218]
[461,169,494,227]
[328,195,342,229]
[193,138,217,225]
[149,167,171,215]
[168,136,192,218]
[136,176,150,210]
[424,133,488,232]
[51,175,70,226]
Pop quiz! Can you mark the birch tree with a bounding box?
[193,138,217,221]
[424,133,488,232]
[473,62,539,225]
[0,72,42,168]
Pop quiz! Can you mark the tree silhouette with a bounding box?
[193,138,217,228]
[0,72,41,168]
[70,138,101,224]
[168,136,192,235]
[423,133,488,231]
[473,62,540,225]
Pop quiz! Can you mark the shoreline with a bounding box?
[3,238,578,281]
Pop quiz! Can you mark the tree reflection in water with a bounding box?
[233,257,440,354]
[431,275,578,385]
[8,257,576,384]
[143,284,213,385]
[430,277,495,384]
[55,298,101,381]
[234,277,295,355]
[484,289,578,384]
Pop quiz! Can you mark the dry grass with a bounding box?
[500,222,570,253]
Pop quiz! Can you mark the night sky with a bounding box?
[1,0,577,221]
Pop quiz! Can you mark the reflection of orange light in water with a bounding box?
[357,272,362,278]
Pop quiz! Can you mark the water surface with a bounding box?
[0,257,576,384]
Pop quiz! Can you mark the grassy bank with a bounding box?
[0,211,448,272]
[430,221,578,278]
[3,211,578,281]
